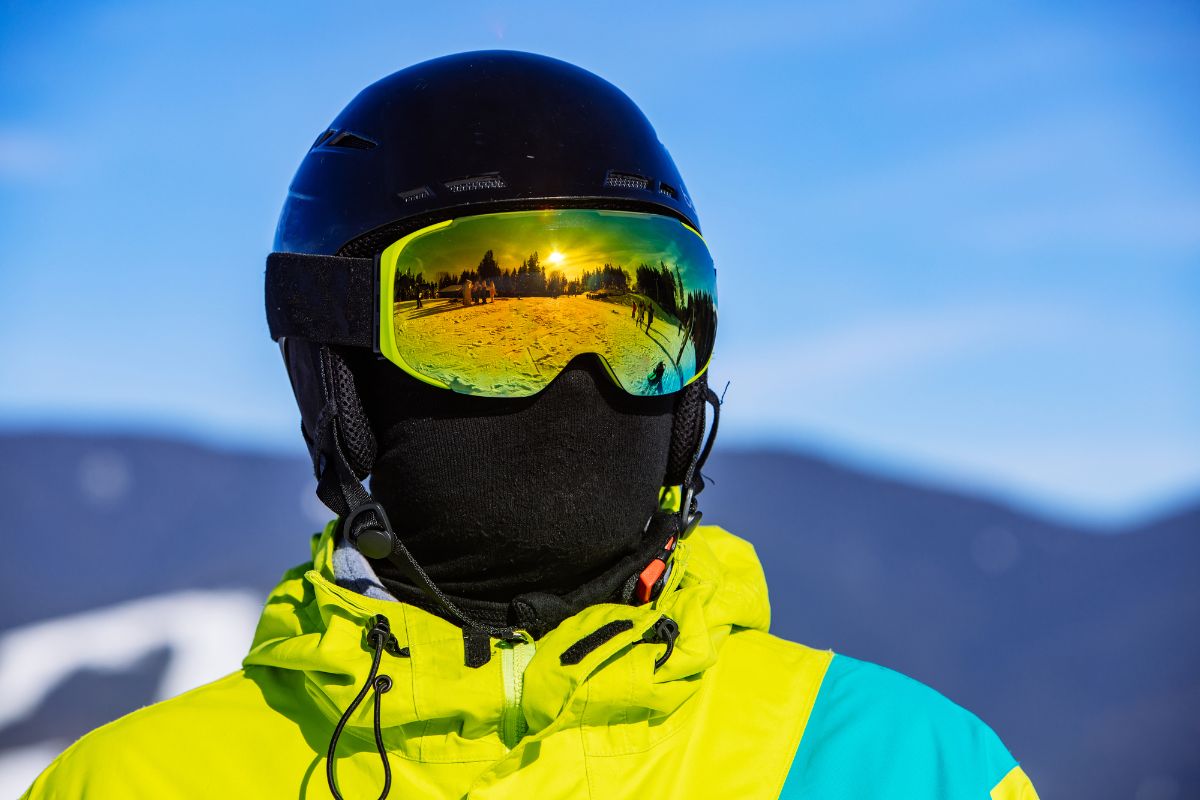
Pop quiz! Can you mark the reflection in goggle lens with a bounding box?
[381,209,717,398]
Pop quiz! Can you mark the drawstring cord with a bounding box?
[327,613,678,798]
[327,614,408,800]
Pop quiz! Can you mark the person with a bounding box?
[22,51,1038,800]
[415,287,423,309]
[463,279,473,307]
[631,300,638,320]
[646,304,655,332]
[648,360,666,394]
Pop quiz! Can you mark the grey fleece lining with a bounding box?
[332,533,400,602]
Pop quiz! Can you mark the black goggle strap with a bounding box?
[265,252,379,349]
[310,347,523,645]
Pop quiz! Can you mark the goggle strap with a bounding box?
[266,252,377,349]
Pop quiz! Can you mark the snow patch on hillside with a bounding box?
[0,589,262,790]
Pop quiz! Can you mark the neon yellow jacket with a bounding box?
[22,522,1037,798]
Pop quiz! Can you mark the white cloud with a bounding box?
[797,111,1200,252]
[708,302,1200,519]
[881,26,1106,104]
[722,303,1067,398]
[0,130,61,181]
[676,0,930,52]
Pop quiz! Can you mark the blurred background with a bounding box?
[1,1,1197,797]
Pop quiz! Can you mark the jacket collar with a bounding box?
[243,520,771,762]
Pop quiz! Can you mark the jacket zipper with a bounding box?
[499,636,535,749]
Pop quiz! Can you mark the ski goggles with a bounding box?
[267,208,717,398]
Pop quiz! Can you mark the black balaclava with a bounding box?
[346,347,676,632]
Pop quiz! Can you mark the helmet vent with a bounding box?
[444,173,507,193]
[398,185,435,203]
[311,129,337,149]
[604,170,651,190]
[657,182,678,199]
[326,131,377,150]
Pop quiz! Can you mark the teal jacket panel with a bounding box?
[780,654,1022,799]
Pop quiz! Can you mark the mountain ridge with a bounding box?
[0,431,1196,797]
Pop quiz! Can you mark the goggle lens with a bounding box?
[379,209,717,397]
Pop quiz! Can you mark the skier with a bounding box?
[649,360,666,394]
[23,51,1037,799]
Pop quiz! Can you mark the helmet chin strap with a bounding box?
[679,380,722,527]
[629,380,721,605]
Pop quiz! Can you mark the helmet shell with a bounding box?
[275,50,700,256]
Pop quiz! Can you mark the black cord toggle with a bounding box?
[642,615,680,670]
[326,614,409,800]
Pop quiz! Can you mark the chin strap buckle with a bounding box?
[635,503,703,605]
[344,501,396,560]
[635,534,677,604]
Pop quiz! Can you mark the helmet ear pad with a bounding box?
[664,374,708,487]
[281,338,377,481]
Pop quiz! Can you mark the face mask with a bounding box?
[352,350,676,634]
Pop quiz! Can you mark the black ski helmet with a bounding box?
[275,50,701,257]
[269,52,717,603]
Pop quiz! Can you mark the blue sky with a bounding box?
[1,1,1197,524]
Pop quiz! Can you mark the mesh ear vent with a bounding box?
[327,348,378,479]
[664,375,708,487]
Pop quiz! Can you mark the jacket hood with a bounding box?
[242,520,771,763]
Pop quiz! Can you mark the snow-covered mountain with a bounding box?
[0,432,1196,797]
[0,590,261,797]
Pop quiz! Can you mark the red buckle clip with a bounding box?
[635,535,677,604]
